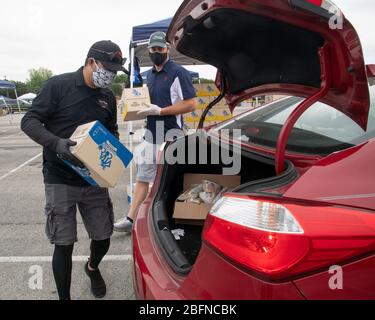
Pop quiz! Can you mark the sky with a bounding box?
[0,0,374,82]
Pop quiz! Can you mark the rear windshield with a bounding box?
[215,86,375,155]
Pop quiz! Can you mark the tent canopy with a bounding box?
[130,17,204,67]
[140,69,200,83]
[132,18,172,43]
[0,80,16,90]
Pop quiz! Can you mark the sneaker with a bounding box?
[114,217,133,233]
[84,262,106,299]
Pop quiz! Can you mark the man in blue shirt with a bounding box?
[114,31,197,233]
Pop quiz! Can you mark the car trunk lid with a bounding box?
[168,0,370,130]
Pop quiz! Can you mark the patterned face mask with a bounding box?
[92,60,116,89]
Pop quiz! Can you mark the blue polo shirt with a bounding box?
[146,60,196,144]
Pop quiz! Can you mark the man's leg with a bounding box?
[52,245,74,300]
[79,187,114,299]
[128,181,149,220]
[44,184,79,301]
[114,181,149,232]
[89,239,111,270]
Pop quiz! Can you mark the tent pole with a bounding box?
[129,45,135,203]
[14,88,21,113]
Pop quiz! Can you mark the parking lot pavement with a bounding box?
[0,113,139,300]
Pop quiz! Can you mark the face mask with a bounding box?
[92,61,116,89]
[149,52,168,66]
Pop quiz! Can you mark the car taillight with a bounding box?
[203,195,375,281]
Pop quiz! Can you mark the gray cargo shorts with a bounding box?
[135,142,161,184]
[44,184,114,246]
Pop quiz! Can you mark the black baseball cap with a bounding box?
[87,40,129,74]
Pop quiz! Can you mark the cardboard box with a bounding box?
[65,121,133,188]
[184,109,202,123]
[121,87,151,122]
[194,84,220,97]
[196,97,212,110]
[173,174,241,225]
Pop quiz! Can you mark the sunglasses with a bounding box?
[91,48,127,65]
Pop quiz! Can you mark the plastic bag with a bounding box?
[202,180,222,194]
[177,180,224,205]
[199,180,223,204]
[177,184,203,202]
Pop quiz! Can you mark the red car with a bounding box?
[132,0,375,300]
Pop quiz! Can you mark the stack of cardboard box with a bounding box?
[119,84,236,129]
[183,84,233,129]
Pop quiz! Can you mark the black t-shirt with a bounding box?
[21,67,119,186]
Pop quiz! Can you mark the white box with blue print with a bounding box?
[65,121,133,188]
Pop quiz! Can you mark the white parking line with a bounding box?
[1,131,23,139]
[0,255,133,263]
[0,152,42,182]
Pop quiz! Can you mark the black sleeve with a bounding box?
[106,93,120,140]
[20,79,61,151]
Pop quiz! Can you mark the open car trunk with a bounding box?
[151,131,297,274]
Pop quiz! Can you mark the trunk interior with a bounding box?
[176,8,324,94]
[152,131,296,274]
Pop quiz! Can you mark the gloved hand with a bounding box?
[56,139,85,168]
[137,103,162,117]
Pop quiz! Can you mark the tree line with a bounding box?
[1,68,213,100]
[1,68,129,99]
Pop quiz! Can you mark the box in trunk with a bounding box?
[173,174,241,225]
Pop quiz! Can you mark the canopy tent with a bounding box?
[0,80,21,113]
[129,17,204,87]
[0,80,16,90]
[140,69,200,83]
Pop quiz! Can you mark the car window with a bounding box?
[215,86,375,155]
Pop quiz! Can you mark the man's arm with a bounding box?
[20,79,61,151]
[161,68,197,116]
[106,93,120,139]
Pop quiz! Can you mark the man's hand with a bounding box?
[56,139,85,168]
[137,103,162,117]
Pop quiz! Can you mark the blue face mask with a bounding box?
[92,61,116,88]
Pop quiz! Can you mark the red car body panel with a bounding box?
[294,256,375,300]
[179,244,304,300]
[284,139,375,211]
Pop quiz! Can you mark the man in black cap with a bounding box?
[21,40,128,300]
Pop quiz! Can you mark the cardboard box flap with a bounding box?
[121,87,150,100]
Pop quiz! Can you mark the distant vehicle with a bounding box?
[0,96,31,113]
